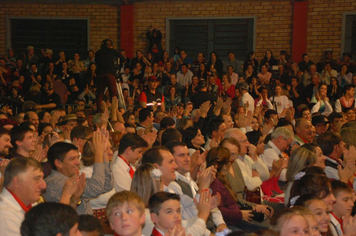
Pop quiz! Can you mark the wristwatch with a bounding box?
[71,198,81,206]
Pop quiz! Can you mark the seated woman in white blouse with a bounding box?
[269,85,290,118]
[310,83,333,116]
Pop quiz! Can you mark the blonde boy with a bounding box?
[106,191,145,236]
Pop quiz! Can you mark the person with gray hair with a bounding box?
[224,128,269,191]
[260,127,294,182]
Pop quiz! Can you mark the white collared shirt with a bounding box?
[112,153,135,192]
[0,188,26,236]
[261,140,287,181]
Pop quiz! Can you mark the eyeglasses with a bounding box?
[283,138,292,146]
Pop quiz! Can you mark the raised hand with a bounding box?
[262,122,274,137]
[343,146,356,163]
[209,136,221,149]
[343,215,356,236]
[213,97,224,115]
[210,192,221,209]
[200,101,211,118]
[222,97,232,115]
[140,129,157,147]
[195,189,212,221]
[31,145,47,162]
[112,96,119,112]
[92,127,109,162]
[197,166,217,191]
[236,111,246,128]
[72,173,86,203]
[166,224,188,236]
[61,175,79,201]
[338,160,355,184]
[245,110,253,127]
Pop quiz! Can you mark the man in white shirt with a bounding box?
[225,128,269,190]
[141,146,210,236]
[260,127,294,182]
[176,63,193,87]
[165,142,228,234]
[112,133,148,192]
[237,82,255,113]
[0,158,46,236]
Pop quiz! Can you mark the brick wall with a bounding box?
[0,3,120,56]
[1,0,355,63]
[133,0,356,63]
[307,0,356,61]
[133,0,293,61]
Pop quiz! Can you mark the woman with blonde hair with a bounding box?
[293,194,331,236]
[270,206,309,236]
[285,144,326,205]
[131,163,162,235]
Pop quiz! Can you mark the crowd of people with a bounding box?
[0,30,356,236]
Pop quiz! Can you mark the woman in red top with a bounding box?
[219,75,235,98]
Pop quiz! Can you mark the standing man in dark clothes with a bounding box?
[95,39,123,110]
[35,82,60,112]
[190,79,217,116]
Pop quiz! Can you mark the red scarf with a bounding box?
[6,188,32,212]
[297,134,309,144]
[152,227,164,236]
[340,96,354,108]
[119,155,134,179]
[331,213,344,233]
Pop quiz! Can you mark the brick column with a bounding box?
[120,5,134,58]
[292,1,308,62]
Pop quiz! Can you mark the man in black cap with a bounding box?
[312,115,329,140]
[35,81,60,112]
[95,39,123,111]
[138,76,165,111]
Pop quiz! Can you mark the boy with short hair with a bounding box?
[149,192,185,236]
[330,181,354,236]
[106,191,145,236]
[78,214,104,236]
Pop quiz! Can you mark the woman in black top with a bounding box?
[260,50,278,71]
[243,51,259,74]
[206,51,223,78]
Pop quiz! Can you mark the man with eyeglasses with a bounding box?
[165,141,228,235]
[225,128,269,191]
[260,127,294,182]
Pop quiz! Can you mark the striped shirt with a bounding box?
[43,162,112,215]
